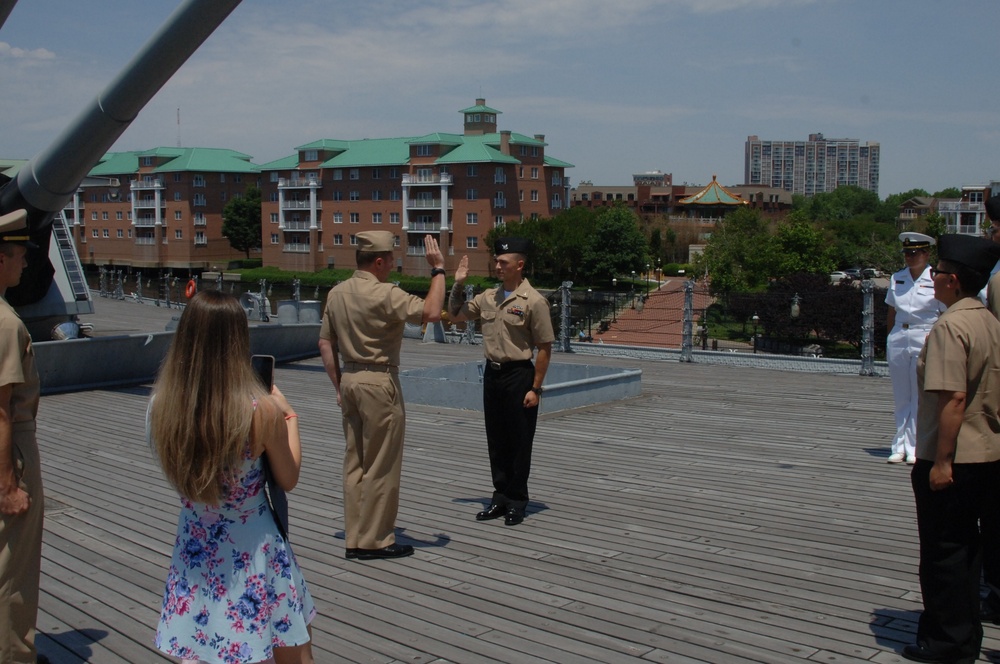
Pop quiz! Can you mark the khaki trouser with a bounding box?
[339,371,405,550]
[0,423,42,663]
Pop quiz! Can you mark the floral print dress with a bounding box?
[155,441,315,663]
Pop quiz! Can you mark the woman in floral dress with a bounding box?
[149,290,315,664]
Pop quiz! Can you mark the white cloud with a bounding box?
[0,41,55,60]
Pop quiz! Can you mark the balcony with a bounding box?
[282,220,316,231]
[135,236,157,245]
[130,178,164,190]
[278,177,321,188]
[133,198,164,209]
[406,199,453,209]
[283,243,312,253]
[282,200,321,210]
[134,218,159,227]
[194,238,208,246]
[939,201,984,213]
[407,221,452,232]
[401,174,453,185]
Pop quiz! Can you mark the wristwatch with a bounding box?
[430,268,446,277]
[530,386,543,395]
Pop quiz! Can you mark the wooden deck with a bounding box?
[32,297,1000,663]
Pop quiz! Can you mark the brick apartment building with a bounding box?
[258,99,573,277]
[67,147,261,271]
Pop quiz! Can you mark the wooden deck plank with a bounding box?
[32,296,1000,662]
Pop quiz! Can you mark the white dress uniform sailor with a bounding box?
[886,254,944,463]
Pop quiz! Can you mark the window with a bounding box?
[116,211,123,220]
[173,173,182,182]
[494,167,506,184]
[350,213,359,224]
[174,211,183,220]
[141,156,153,167]
[389,167,400,179]
[494,193,506,208]
[349,168,359,180]
[193,175,205,187]
[519,146,528,156]
[221,191,227,202]
[194,193,206,207]
[92,229,98,238]
[467,237,478,249]
[531,146,539,157]
[332,191,343,201]
[270,213,279,224]
[467,213,478,225]
[519,190,524,202]
[519,167,524,178]
[128,228,133,238]
[349,234,358,246]
[390,213,400,224]
[102,229,109,238]
[531,190,538,202]
[194,213,206,225]
[271,233,279,244]
[304,149,318,161]
[467,165,478,177]
[349,191,360,201]
[219,173,226,183]
[235,175,242,183]
[102,211,109,220]
[389,190,400,201]
[175,229,183,239]
[372,212,382,224]
[270,172,280,182]
[495,215,503,226]
[531,167,538,179]
[195,231,206,245]
[116,229,123,238]
[333,234,343,246]
[372,190,382,201]
[174,192,182,201]
[91,211,97,221]
[333,169,343,181]
[416,145,431,157]
[467,189,477,200]
[372,168,380,179]
[333,212,343,224]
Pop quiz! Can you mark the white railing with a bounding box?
[283,243,311,253]
[193,218,207,226]
[134,218,158,227]
[130,179,164,190]
[133,199,162,208]
[194,238,208,246]
[135,236,157,245]
[407,221,451,232]
[282,200,320,209]
[401,174,453,185]
[939,201,984,213]
[406,247,428,256]
[282,220,315,231]
[278,177,321,188]
[407,199,452,209]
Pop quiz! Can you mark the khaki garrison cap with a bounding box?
[356,231,395,253]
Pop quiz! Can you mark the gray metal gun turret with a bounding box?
[0,0,243,321]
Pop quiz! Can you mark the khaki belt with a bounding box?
[343,361,398,374]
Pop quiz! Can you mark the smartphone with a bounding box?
[251,354,275,389]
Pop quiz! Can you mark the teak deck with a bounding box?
[32,297,1000,662]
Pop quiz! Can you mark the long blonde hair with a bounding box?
[150,290,267,503]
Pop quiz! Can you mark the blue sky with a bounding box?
[0,0,996,198]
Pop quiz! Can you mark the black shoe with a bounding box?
[37,656,51,664]
[901,643,976,664]
[504,508,525,526]
[982,596,1000,624]
[355,543,414,560]
[345,548,360,560]
[476,503,506,521]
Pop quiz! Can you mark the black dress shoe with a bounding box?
[355,543,414,560]
[476,503,506,521]
[37,656,51,664]
[345,548,360,560]
[901,643,976,664]
[504,508,525,526]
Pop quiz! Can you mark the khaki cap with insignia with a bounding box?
[356,230,395,252]
[0,209,36,248]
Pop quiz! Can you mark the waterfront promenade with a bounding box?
[31,296,999,662]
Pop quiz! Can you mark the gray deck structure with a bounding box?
[33,297,999,663]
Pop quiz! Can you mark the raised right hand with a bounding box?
[455,255,469,283]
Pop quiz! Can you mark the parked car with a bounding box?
[844,268,862,280]
[862,268,882,279]
[830,271,850,284]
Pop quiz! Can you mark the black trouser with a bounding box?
[483,361,537,511]
[910,459,1000,659]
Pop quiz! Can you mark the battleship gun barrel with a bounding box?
[0,0,242,304]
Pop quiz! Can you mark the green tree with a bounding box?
[222,185,263,258]
[695,207,775,294]
[771,218,836,276]
[933,187,961,199]
[580,204,648,284]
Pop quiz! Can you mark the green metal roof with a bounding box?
[294,139,351,152]
[257,154,301,171]
[321,137,412,168]
[408,133,464,146]
[677,176,747,206]
[90,152,140,176]
[436,139,520,165]
[153,147,257,173]
[544,155,575,168]
[459,103,502,115]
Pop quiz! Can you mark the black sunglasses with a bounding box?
[929,267,954,279]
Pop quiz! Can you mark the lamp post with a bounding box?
[630,271,636,307]
[790,293,801,318]
[751,313,760,354]
[586,288,593,339]
[646,263,651,295]
[612,277,618,322]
